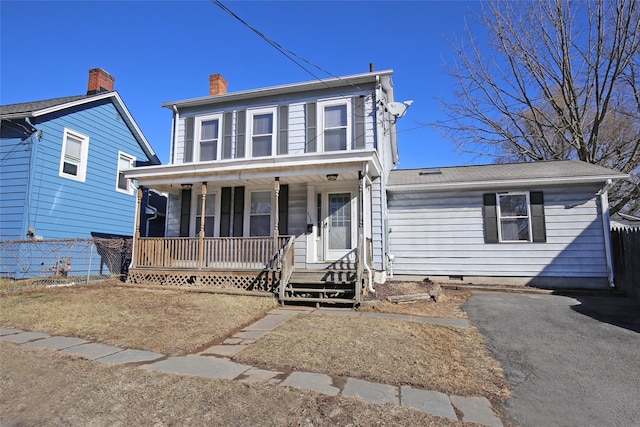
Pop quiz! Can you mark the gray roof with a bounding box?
[388,160,628,190]
[0,95,90,117]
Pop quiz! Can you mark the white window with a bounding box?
[497,193,532,242]
[194,193,217,237]
[318,99,351,152]
[248,107,276,157]
[248,191,272,236]
[59,128,89,182]
[116,151,135,194]
[196,114,222,161]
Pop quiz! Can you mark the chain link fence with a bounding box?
[0,237,131,291]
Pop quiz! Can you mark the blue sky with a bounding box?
[1,0,485,168]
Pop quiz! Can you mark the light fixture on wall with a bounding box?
[326,174,338,181]
[181,183,192,190]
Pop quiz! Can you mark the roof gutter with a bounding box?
[386,174,629,192]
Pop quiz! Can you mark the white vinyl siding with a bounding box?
[59,128,89,182]
[387,185,608,281]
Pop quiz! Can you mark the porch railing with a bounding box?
[278,236,296,300]
[134,236,290,270]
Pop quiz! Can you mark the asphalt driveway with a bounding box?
[464,292,640,427]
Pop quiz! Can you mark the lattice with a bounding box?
[126,269,279,293]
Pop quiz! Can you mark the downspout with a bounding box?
[362,163,374,292]
[598,179,615,288]
[170,105,179,164]
[24,120,39,239]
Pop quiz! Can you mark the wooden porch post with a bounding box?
[199,182,207,269]
[274,177,280,253]
[133,186,143,268]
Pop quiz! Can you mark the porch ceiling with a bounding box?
[125,151,381,193]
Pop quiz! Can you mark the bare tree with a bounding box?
[435,0,640,215]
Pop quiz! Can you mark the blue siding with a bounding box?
[22,100,149,240]
[0,132,32,240]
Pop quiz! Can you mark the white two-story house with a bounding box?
[125,70,409,305]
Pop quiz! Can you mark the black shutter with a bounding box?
[179,189,191,237]
[530,191,547,243]
[278,105,288,155]
[220,187,232,237]
[236,111,246,158]
[278,184,289,235]
[183,117,194,163]
[222,112,233,159]
[233,186,244,237]
[353,96,365,149]
[483,193,499,243]
[306,102,317,153]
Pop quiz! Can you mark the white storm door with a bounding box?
[324,192,355,260]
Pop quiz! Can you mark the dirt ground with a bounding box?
[0,280,509,426]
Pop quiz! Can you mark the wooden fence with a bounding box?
[611,228,640,297]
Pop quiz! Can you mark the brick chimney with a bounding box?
[209,74,228,96]
[87,68,115,95]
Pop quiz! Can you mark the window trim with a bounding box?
[195,113,223,162]
[116,151,136,195]
[244,188,275,237]
[59,128,89,182]
[496,192,533,243]
[247,107,277,158]
[317,98,352,152]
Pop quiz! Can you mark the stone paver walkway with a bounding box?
[0,308,500,427]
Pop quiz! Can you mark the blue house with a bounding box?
[0,68,160,279]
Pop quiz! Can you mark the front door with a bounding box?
[324,192,355,260]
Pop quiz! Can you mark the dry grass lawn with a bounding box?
[1,278,511,421]
[235,313,509,402]
[0,281,276,355]
[0,343,467,427]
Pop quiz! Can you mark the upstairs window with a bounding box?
[116,151,135,194]
[59,128,89,182]
[196,114,222,161]
[318,99,351,152]
[249,108,276,157]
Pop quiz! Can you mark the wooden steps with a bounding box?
[280,268,359,307]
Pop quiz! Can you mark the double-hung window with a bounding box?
[116,151,135,194]
[59,128,89,182]
[196,114,222,161]
[249,191,272,236]
[319,99,350,152]
[497,193,532,242]
[483,192,546,243]
[248,107,276,157]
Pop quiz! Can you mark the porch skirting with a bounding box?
[127,268,279,293]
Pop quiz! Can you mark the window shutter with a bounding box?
[353,96,365,149]
[483,193,499,243]
[233,186,244,237]
[278,105,288,155]
[179,189,191,237]
[220,187,232,237]
[236,111,246,158]
[306,102,317,153]
[183,117,194,163]
[278,184,289,235]
[530,191,547,243]
[222,112,233,159]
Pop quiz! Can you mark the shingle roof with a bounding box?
[388,160,627,189]
[0,95,90,117]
